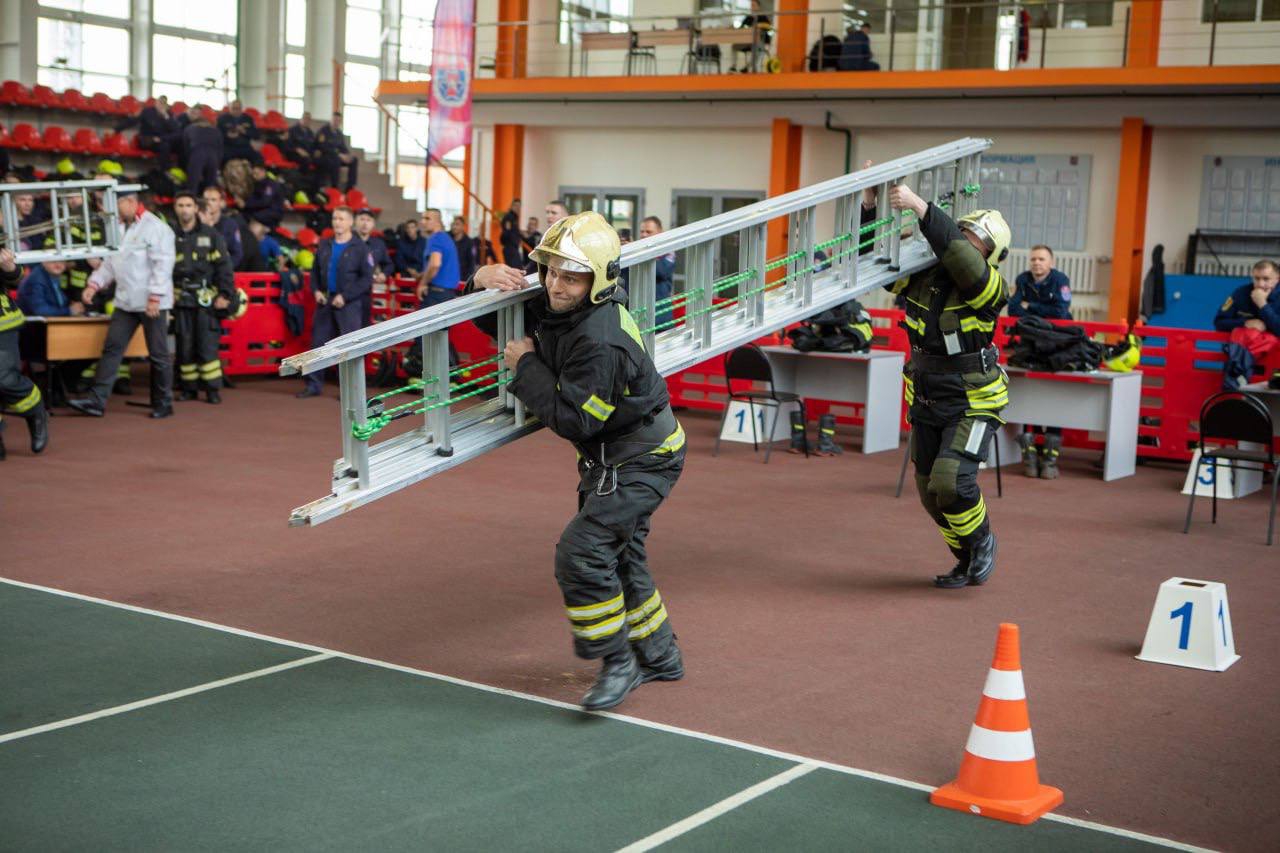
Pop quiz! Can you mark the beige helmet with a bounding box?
[528,210,622,304]
[957,209,1012,266]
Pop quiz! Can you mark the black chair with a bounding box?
[895,426,1003,498]
[1183,390,1277,546]
[624,32,657,76]
[713,344,807,463]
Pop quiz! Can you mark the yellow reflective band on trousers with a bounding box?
[179,364,199,379]
[0,303,24,332]
[6,384,41,414]
[944,497,987,537]
[653,422,686,454]
[626,591,662,626]
[903,374,915,405]
[198,359,223,379]
[570,612,626,640]
[567,592,627,641]
[939,526,960,548]
[566,592,624,622]
[582,394,616,422]
[964,269,1004,310]
[965,376,1008,410]
[629,605,669,641]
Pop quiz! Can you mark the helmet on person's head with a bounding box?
[527,210,622,304]
[97,159,124,176]
[1103,333,1141,372]
[956,209,1011,266]
[55,158,76,175]
[294,248,314,270]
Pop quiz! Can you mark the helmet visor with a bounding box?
[959,220,996,255]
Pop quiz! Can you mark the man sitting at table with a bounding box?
[732,0,773,72]
[1215,259,1280,391]
[1009,245,1072,478]
[18,260,84,318]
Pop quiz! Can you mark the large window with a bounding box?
[1201,0,1280,22]
[284,0,307,118]
[843,2,922,34]
[400,1,439,78]
[558,0,632,43]
[343,62,381,154]
[1024,1,1115,28]
[396,106,430,159]
[346,0,383,59]
[152,35,237,108]
[153,0,238,36]
[39,0,128,16]
[671,190,763,284]
[37,17,130,97]
[286,0,308,48]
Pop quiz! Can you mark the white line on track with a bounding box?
[615,762,820,852]
[0,653,330,744]
[0,576,1210,852]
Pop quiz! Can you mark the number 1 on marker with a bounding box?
[1170,601,1193,651]
[1218,600,1226,646]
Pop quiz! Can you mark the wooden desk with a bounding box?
[578,26,764,75]
[26,316,148,360]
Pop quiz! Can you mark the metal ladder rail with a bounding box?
[0,179,139,264]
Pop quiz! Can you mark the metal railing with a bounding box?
[280,138,992,526]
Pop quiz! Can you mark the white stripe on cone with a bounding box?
[965,724,1037,762]
[981,668,1026,701]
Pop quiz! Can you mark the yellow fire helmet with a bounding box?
[527,210,622,304]
[167,166,187,184]
[294,248,315,270]
[97,159,124,176]
[956,209,1012,266]
[56,157,76,175]
[1103,333,1142,372]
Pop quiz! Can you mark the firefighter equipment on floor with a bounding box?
[815,413,842,455]
[788,409,809,454]
[931,623,1063,824]
[281,139,993,525]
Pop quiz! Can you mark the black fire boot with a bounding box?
[934,549,970,589]
[640,641,684,684]
[967,532,998,586]
[788,410,809,455]
[815,413,842,455]
[581,648,642,711]
[25,403,49,454]
[178,389,199,401]
[0,420,7,461]
[206,389,222,405]
[1039,434,1061,480]
[1018,432,1039,478]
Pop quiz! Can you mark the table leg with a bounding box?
[1102,372,1141,481]
[861,357,902,454]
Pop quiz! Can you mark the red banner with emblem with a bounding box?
[427,0,473,161]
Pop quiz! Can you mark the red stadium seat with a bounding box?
[323,187,345,211]
[99,131,126,155]
[345,189,369,211]
[320,227,334,240]
[0,124,10,147]
[274,225,295,241]
[199,106,217,124]
[121,133,150,158]
[41,125,73,152]
[31,85,61,108]
[296,227,319,249]
[244,107,262,124]
[62,88,90,111]
[72,128,105,154]
[262,110,288,133]
[117,94,141,115]
[88,92,115,114]
[1,81,34,106]
[10,123,44,149]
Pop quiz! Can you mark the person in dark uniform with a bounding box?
[199,186,244,270]
[124,95,181,165]
[297,206,373,398]
[395,218,426,278]
[241,162,285,230]
[171,191,235,404]
[500,199,523,267]
[0,249,50,460]
[285,112,318,173]
[316,113,358,191]
[355,208,395,281]
[1214,259,1280,391]
[183,110,223,193]
[217,99,259,164]
[1008,244,1071,478]
[450,215,476,283]
[882,183,1012,589]
[468,211,686,711]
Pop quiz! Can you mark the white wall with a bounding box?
[1159,0,1280,66]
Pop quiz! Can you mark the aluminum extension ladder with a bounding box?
[0,178,142,264]
[282,138,994,526]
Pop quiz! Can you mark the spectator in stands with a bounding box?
[839,21,880,71]
[285,112,318,172]
[396,218,426,278]
[218,99,259,164]
[298,206,373,398]
[733,0,773,72]
[545,199,568,229]
[450,216,476,283]
[640,215,676,328]
[317,112,358,192]
[355,208,395,286]
[417,207,461,366]
[183,109,223,193]
[1215,258,1280,390]
[501,199,523,267]
[15,193,46,230]
[1008,245,1071,479]
[241,162,285,229]
[199,186,244,269]
[525,216,542,253]
[18,260,83,317]
[68,187,176,419]
[127,95,180,165]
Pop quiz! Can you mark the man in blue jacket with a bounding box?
[298,206,373,398]
[242,162,285,230]
[1214,259,1280,390]
[1008,245,1071,478]
[395,219,426,278]
[18,260,83,318]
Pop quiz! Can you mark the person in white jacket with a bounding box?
[68,189,177,418]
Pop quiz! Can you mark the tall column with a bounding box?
[775,0,810,74]
[239,0,283,110]
[0,0,37,83]
[1108,117,1153,325]
[306,0,346,117]
[132,0,152,97]
[490,124,524,264]
[1126,0,1162,67]
[767,119,803,265]
[496,0,529,79]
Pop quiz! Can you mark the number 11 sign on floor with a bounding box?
[1137,578,1240,671]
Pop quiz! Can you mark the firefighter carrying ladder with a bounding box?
[281,138,994,526]
[1,178,141,264]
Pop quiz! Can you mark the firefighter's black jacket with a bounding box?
[172,222,235,309]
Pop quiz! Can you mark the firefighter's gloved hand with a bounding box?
[889,184,927,217]
[503,336,535,371]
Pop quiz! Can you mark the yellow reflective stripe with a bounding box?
[903,375,915,405]
[179,365,199,378]
[905,296,930,311]
[890,276,911,294]
[571,612,626,640]
[959,316,995,333]
[628,605,669,641]
[626,591,662,625]
[7,384,41,413]
[939,527,960,548]
[653,422,686,454]
[965,410,1007,424]
[963,269,1003,309]
[199,360,221,371]
[618,304,644,349]
[903,314,925,335]
[582,394,615,422]
[566,592,624,622]
[0,310,24,332]
[944,498,987,537]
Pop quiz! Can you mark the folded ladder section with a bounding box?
[281,138,994,526]
[1,179,140,264]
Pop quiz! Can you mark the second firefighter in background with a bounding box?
[172,191,235,403]
[883,183,1012,589]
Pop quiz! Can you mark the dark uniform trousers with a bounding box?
[175,307,224,390]
[0,329,42,420]
[85,310,173,409]
[557,448,684,663]
[304,300,365,392]
[906,367,1006,559]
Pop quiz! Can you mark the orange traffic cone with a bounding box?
[930,623,1063,825]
